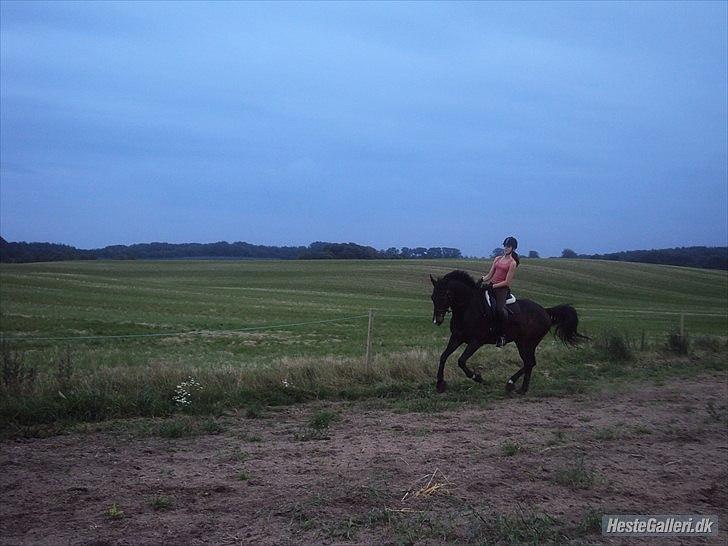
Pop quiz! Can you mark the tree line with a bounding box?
[559,246,727,270]
[0,237,462,263]
[2,237,724,269]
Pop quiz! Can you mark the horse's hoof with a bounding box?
[472,373,483,384]
[436,381,447,393]
[505,380,516,393]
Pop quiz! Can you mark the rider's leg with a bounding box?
[493,287,509,347]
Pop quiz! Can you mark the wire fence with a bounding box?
[0,306,724,344]
[0,314,375,343]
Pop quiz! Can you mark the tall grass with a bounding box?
[1,336,726,436]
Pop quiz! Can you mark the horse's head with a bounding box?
[429,274,450,325]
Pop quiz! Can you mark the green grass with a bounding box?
[294,409,341,441]
[0,259,726,434]
[1,259,725,358]
[236,470,251,481]
[500,439,523,456]
[150,496,175,511]
[552,457,597,490]
[105,503,125,520]
[308,409,340,430]
[471,512,566,544]
[594,426,621,441]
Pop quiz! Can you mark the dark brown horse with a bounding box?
[430,270,588,394]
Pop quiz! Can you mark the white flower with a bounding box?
[282,379,290,388]
[173,376,203,407]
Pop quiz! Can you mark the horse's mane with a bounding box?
[441,270,477,288]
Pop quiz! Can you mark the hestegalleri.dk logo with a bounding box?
[602,515,718,536]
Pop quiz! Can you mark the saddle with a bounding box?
[480,287,521,319]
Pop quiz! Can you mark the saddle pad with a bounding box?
[485,292,517,307]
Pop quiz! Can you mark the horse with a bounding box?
[429,270,588,394]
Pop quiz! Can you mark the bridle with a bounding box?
[433,287,453,318]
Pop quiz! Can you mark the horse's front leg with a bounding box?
[436,334,463,393]
[458,341,485,384]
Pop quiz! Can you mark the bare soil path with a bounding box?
[2,375,726,545]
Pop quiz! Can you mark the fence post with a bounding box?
[365,309,374,371]
[680,312,685,339]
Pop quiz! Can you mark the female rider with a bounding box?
[481,236,520,347]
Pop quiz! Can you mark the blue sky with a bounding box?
[1,1,726,257]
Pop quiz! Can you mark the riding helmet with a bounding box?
[503,236,518,250]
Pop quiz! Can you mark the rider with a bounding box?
[481,236,520,347]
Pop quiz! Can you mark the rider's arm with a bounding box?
[481,257,499,282]
[492,261,516,288]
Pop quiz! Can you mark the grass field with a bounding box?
[0,258,726,434]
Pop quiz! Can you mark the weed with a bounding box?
[309,409,340,430]
[706,400,728,423]
[105,503,125,520]
[364,507,390,526]
[471,511,565,544]
[226,448,249,462]
[552,456,596,489]
[692,335,725,352]
[632,425,653,435]
[361,484,388,501]
[594,427,620,441]
[546,430,567,446]
[239,432,262,442]
[294,428,326,441]
[500,439,522,456]
[324,516,362,541]
[391,511,457,544]
[1,344,35,392]
[201,418,225,434]
[150,496,174,511]
[598,332,633,361]
[666,332,689,355]
[245,402,264,419]
[289,501,322,531]
[662,424,705,442]
[156,416,196,438]
[576,506,602,535]
[295,409,340,441]
[54,348,74,389]
[236,470,251,481]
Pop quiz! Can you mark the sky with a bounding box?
[1,1,726,258]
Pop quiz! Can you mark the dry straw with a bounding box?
[400,467,453,503]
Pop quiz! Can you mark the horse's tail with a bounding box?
[546,304,590,346]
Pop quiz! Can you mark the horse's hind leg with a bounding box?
[506,341,534,392]
[514,343,537,394]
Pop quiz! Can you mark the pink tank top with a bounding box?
[491,257,511,284]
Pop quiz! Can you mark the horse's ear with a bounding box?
[430,274,437,286]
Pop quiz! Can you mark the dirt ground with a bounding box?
[1,375,726,545]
